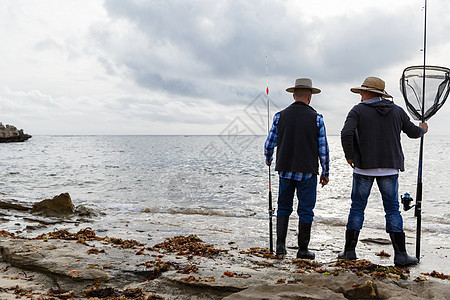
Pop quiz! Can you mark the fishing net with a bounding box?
[400,65,450,121]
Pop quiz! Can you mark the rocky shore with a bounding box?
[0,122,31,143]
[0,195,449,299]
[1,228,449,299]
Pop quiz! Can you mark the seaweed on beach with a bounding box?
[138,259,176,280]
[421,270,450,280]
[293,258,323,269]
[149,234,227,257]
[276,278,286,284]
[255,261,274,267]
[8,285,33,298]
[147,294,166,300]
[33,227,145,249]
[0,230,19,239]
[375,250,391,257]
[83,284,153,299]
[239,247,277,259]
[180,275,215,283]
[177,264,198,274]
[223,270,234,277]
[333,259,409,280]
[34,227,101,243]
[121,288,149,299]
[83,285,120,298]
[222,271,250,279]
[87,248,106,255]
[104,236,145,249]
[46,288,75,299]
[315,268,336,275]
[292,258,324,273]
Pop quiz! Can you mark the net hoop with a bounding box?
[400,65,450,121]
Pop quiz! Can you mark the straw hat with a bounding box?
[286,78,321,94]
[350,76,392,98]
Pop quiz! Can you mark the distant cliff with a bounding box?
[0,123,32,143]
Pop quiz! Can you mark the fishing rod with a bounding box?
[415,0,427,261]
[400,0,450,262]
[266,56,274,254]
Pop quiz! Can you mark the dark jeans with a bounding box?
[277,176,317,223]
[347,173,403,233]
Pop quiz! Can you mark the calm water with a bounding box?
[1,135,449,271]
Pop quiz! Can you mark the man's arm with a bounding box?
[341,107,359,166]
[401,109,428,138]
[264,113,279,166]
[317,114,329,186]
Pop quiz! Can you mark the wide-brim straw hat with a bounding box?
[286,78,321,94]
[350,76,392,98]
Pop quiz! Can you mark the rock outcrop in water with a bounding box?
[0,122,31,142]
[31,193,75,217]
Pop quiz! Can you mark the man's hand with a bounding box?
[320,175,329,187]
[419,122,428,133]
[347,159,354,168]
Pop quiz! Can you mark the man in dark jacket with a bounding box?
[265,78,329,259]
[339,76,428,266]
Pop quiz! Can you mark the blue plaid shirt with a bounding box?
[264,111,329,180]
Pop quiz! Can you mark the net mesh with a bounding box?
[400,65,450,121]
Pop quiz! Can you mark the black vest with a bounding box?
[275,101,319,174]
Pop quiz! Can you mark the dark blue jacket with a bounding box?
[341,97,424,171]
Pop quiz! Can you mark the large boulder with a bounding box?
[31,193,75,217]
[0,122,32,142]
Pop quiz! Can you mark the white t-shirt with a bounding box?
[354,167,399,176]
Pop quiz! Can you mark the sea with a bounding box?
[1,135,449,274]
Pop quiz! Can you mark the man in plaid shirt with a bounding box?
[264,78,329,259]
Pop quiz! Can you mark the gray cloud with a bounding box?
[96,0,437,108]
[3,0,449,135]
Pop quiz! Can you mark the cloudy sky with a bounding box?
[1,0,449,135]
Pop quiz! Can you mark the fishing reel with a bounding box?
[401,193,415,211]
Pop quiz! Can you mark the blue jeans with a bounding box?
[277,176,317,223]
[347,173,403,233]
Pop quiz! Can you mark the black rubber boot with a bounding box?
[276,215,290,259]
[296,222,315,259]
[389,232,419,267]
[338,230,360,260]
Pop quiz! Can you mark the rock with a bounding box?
[299,272,424,300]
[74,204,97,217]
[0,122,31,142]
[0,200,31,212]
[0,237,157,295]
[225,273,430,300]
[0,239,110,294]
[0,261,54,298]
[223,283,347,299]
[0,232,449,299]
[31,193,75,217]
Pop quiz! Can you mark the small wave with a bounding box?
[143,206,258,218]
[314,216,347,227]
[422,214,450,225]
[421,223,450,234]
[314,215,450,234]
[104,204,143,212]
